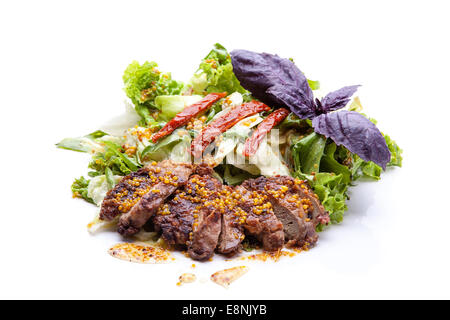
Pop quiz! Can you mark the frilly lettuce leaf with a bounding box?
[296,171,349,227]
[123,61,184,125]
[190,43,248,95]
[313,173,349,225]
[385,134,403,167]
[71,176,94,204]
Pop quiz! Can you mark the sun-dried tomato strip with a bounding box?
[151,92,227,143]
[191,101,271,158]
[242,108,290,157]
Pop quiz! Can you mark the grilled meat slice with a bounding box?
[242,176,328,248]
[216,186,245,256]
[153,167,223,261]
[115,160,194,236]
[100,167,153,221]
[242,176,314,246]
[188,208,222,260]
[268,176,329,226]
[295,182,330,226]
[235,185,285,252]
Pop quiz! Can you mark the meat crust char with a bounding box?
[100,167,152,221]
[234,185,285,251]
[99,160,193,236]
[153,165,223,261]
[216,186,245,256]
[241,176,329,248]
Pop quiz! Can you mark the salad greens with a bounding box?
[71,177,94,204]
[189,43,248,95]
[123,61,184,125]
[154,95,203,122]
[141,128,191,163]
[88,141,140,177]
[56,130,109,153]
[57,43,402,230]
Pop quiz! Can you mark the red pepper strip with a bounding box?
[191,100,271,158]
[242,108,290,157]
[151,92,227,143]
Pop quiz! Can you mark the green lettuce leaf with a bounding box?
[296,172,349,227]
[154,95,203,121]
[320,142,351,184]
[140,128,191,162]
[215,164,258,186]
[292,135,349,226]
[71,176,94,204]
[279,113,311,130]
[87,174,121,206]
[56,130,108,153]
[385,134,403,167]
[88,141,141,176]
[307,79,320,90]
[189,43,248,95]
[123,61,184,125]
[313,173,348,225]
[291,132,326,174]
[105,167,116,190]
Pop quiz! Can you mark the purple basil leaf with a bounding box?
[320,85,360,113]
[312,111,391,169]
[230,50,315,115]
[266,84,316,119]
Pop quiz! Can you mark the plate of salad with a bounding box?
[56,43,402,264]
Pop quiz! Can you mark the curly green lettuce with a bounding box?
[123,61,184,125]
[189,43,248,95]
[71,176,94,204]
[291,133,349,227]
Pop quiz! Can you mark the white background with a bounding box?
[1,0,449,299]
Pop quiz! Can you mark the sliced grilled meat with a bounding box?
[241,176,328,248]
[100,167,153,221]
[153,167,223,261]
[188,208,221,260]
[115,160,193,236]
[234,185,285,252]
[269,176,329,226]
[103,158,329,259]
[216,186,245,256]
[295,181,330,226]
